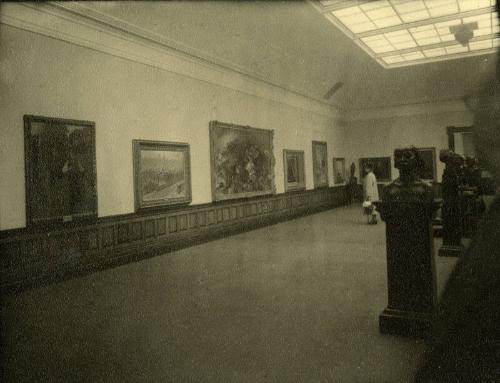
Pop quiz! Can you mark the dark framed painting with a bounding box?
[209,121,275,201]
[24,115,97,226]
[283,149,305,192]
[333,157,346,185]
[359,157,392,182]
[416,147,437,182]
[312,141,328,188]
[133,140,191,210]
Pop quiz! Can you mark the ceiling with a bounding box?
[78,1,498,111]
[312,0,499,68]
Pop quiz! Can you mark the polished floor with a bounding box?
[1,205,457,383]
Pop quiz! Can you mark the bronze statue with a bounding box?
[383,147,433,205]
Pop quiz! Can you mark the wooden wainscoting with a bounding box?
[0,186,348,292]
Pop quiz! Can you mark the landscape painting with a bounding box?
[133,140,191,210]
[209,121,275,201]
[359,157,392,182]
[283,149,305,192]
[24,115,97,226]
[312,141,328,188]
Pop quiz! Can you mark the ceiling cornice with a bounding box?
[343,98,472,121]
[0,2,341,118]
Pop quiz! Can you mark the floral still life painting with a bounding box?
[209,121,275,201]
[133,140,191,210]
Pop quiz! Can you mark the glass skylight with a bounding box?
[313,0,498,68]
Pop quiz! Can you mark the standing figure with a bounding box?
[363,163,379,202]
[363,163,379,224]
[347,162,358,204]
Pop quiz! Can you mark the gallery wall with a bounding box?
[342,105,474,184]
[0,24,345,230]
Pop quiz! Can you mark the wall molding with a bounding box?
[0,187,348,293]
[0,2,338,118]
[343,99,471,121]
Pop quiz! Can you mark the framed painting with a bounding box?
[416,147,437,182]
[209,120,275,201]
[312,141,328,188]
[359,157,392,182]
[24,115,97,226]
[133,140,191,210]
[283,149,305,192]
[333,157,346,185]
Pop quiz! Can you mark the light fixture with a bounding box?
[450,22,478,46]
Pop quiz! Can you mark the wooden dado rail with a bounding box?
[0,186,348,292]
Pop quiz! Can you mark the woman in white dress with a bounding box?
[363,163,379,224]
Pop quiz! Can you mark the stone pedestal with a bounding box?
[439,200,464,257]
[376,200,440,338]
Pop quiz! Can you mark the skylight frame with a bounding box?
[310,0,498,68]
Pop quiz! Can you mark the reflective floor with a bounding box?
[1,205,457,382]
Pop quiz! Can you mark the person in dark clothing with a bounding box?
[414,3,500,381]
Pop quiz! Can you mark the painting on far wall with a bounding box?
[416,147,437,182]
[333,157,346,185]
[283,149,305,192]
[209,120,275,201]
[359,157,392,182]
[133,140,191,210]
[312,141,328,188]
[23,115,97,226]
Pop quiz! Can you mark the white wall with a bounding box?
[343,106,474,183]
[0,24,345,230]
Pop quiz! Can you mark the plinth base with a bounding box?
[379,308,434,338]
[438,244,464,257]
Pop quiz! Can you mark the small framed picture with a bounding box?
[283,149,305,192]
[133,140,192,210]
[333,157,346,185]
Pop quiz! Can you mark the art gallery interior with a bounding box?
[0,1,498,382]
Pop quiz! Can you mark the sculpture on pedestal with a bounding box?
[376,147,439,338]
[439,150,465,257]
[347,162,358,204]
[461,156,485,237]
